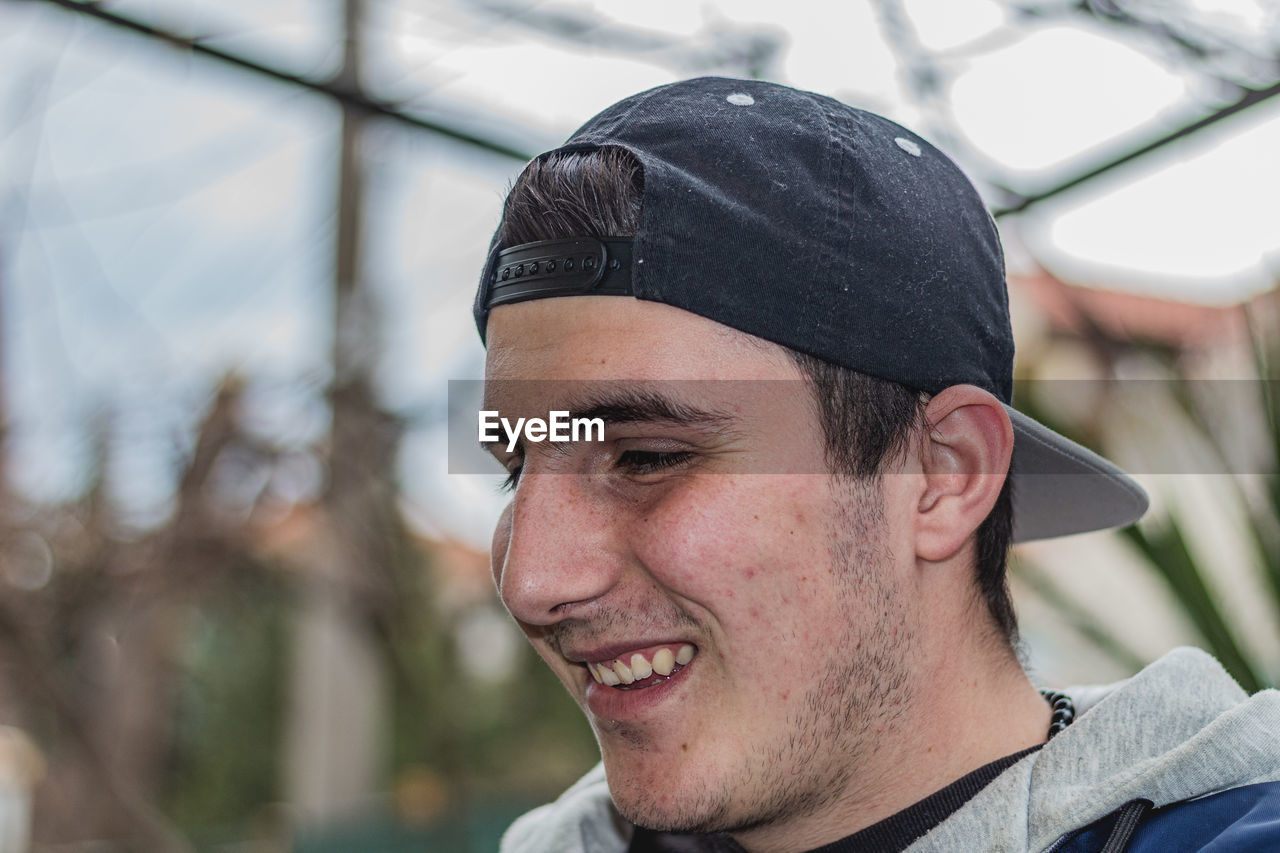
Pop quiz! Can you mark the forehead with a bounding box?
[484,296,799,383]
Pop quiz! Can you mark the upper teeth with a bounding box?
[588,644,696,686]
[652,648,674,675]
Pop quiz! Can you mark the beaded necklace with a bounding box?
[1040,689,1076,739]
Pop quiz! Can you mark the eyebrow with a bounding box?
[567,386,737,430]
[478,385,738,452]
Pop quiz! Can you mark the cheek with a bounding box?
[629,477,825,607]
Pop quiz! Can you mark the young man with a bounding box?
[472,78,1280,852]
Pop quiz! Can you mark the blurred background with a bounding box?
[0,0,1278,850]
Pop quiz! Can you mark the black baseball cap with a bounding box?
[474,76,1148,541]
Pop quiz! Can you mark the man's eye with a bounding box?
[616,450,693,476]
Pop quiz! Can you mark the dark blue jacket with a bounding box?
[1053,781,1280,852]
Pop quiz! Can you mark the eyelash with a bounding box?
[498,449,694,494]
[619,449,693,476]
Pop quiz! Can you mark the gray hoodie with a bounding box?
[500,647,1280,853]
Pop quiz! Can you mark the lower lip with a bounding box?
[584,660,693,720]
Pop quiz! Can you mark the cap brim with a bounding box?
[1007,406,1149,542]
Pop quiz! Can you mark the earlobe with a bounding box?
[915,386,1013,563]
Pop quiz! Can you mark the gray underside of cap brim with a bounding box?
[1007,406,1150,542]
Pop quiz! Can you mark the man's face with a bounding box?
[483,296,920,840]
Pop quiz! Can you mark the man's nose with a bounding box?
[492,472,626,626]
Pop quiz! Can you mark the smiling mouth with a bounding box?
[586,644,696,690]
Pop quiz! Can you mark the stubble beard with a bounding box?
[618,477,916,837]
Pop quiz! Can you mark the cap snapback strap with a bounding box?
[487,237,633,309]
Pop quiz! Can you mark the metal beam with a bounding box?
[994,78,1280,218]
[27,0,1280,221]
[28,0,535,162]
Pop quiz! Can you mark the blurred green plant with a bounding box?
[1013,306,1280,694]
[166,572,288,830]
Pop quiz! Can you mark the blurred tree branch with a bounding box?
[0,595,196,853]
[869,1,1280,218]
[0,381,265,848]
[458,0,785,79]
[1011,0,1280,89]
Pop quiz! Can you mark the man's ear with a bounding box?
[915,385,1013,563]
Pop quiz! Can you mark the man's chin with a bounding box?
[604,748,820,841]
[615,796,778,842]
[613,797,730,837]
[605,763,740,836]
